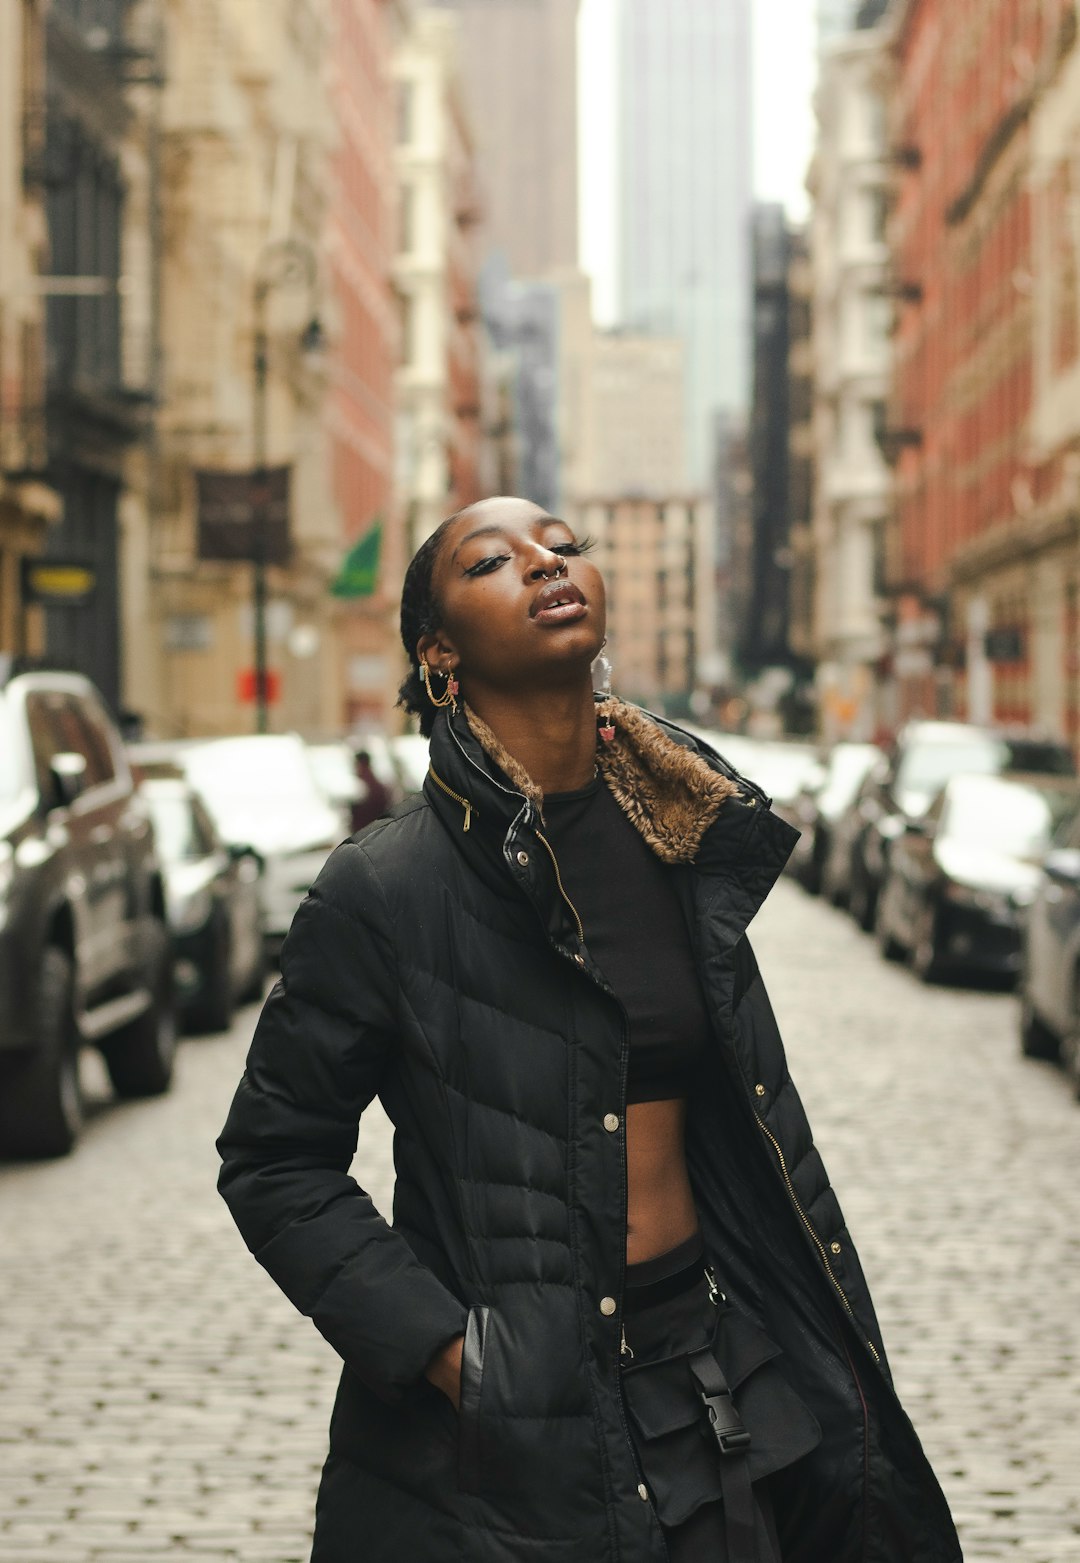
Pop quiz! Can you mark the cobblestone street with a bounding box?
[1,877,1079,1562]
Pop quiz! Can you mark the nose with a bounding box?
[524,544,566,580]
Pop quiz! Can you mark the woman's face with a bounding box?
[421,497,607,697]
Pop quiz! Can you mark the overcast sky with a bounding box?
[579,0,819,324]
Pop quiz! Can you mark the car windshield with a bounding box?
[183,737,323,808]
[941,778,1080,856]
[896,736,1003,796]
[145,792,204,862]
[0,697,23,803]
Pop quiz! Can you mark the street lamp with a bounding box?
[251,237,324,734]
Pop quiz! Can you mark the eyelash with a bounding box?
[461,536,596,578]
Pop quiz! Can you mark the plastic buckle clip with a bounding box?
[702,1391,752,1455]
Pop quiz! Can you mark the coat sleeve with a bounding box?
[216,838,468,1404]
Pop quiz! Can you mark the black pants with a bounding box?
[621,1236,821,1563]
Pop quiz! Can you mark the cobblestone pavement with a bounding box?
[1,879,1079,1561]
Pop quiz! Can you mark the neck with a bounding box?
[464,677,598,795]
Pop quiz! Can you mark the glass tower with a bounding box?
[614,0,753,483]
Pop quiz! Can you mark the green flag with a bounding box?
[330,522,382,599]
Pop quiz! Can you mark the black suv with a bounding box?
[0,663,176,1157]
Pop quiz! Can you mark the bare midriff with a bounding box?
[625,1098,699,1266]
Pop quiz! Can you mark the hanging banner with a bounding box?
[196,467,291,566]
[330,521,382,599]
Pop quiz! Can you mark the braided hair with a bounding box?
[397,515,459,737]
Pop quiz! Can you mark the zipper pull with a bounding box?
[463,801,472,832]
[620,1324,634,1360]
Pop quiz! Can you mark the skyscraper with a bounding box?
[430,0,579,279]
[614,0,753,482]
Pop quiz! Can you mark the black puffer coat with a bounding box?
[217,701,962,1563]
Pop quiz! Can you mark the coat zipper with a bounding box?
[535,831,585,944]
[754,1114,881,1366]
[427,765,476,831]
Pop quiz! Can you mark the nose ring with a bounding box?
[539,562,567,580]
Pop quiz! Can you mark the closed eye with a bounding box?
[462,553,511,578]
[550,536,596,557]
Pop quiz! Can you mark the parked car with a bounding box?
[138,776,265,1032]
[1018,805,1080,1095]
[790,742,880,895]
[307,742,365,816]
[874,772,1080,983]
[683,729,820,819]
[0,664,176,1157]
[843,721,1071,931]
[389,732,431,795]
[172,735,349,953]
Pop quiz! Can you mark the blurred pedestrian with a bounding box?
[217,497,961,1563]
[349,748,390,833]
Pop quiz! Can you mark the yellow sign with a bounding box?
[20,559,98,605]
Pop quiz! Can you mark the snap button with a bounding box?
[600,1296,616,1317]
[830,1241,842,1255]
[603,1113,620,1133]
[637,1483,649,1502]
[754,1083,766,1098]
[516,850,529,866]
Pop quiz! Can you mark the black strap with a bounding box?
[687,1347,759,1561]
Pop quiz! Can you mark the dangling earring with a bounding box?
[420,661,459,713]
[591,636,613,698]
[593,637,616,743]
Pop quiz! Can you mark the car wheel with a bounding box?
[101,921,177,1098]
[1018,986,1059,1062]
[187,919,233,1035]
[910,903,942,984]
[874,880,905,962]
[0,947,83,1159]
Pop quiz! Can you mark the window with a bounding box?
[399,292,416,368]
[866,186,888,245]
[397,80,414,146]
[398,183,415,255]
[72,696,118,786]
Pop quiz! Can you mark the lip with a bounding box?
[530,579,587,622]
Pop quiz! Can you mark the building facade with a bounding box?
[393,7,484,551]
[807,13,892,741]
[428,0,579,280]
[146,0,342,738]
[736,205,795,679]
[34,0,159,712]
[0,0,62,662]
[615,0,753,481]
[326,0,401,729]
[888,0,1078,744]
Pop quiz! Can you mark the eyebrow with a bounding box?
[449,517,571,564]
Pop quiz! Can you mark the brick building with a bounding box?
[393,9,484,551]
[327,0,401,727]
[887,0,1079,746]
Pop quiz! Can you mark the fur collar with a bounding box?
[464,698,740,865]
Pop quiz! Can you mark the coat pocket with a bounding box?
[708,1307,822,1484]
[456,1303,489,1492]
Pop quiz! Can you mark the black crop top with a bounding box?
[541,775,711,1103]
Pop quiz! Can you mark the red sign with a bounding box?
[237,668,282,705]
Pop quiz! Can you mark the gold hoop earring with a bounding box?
[420,662,459,713]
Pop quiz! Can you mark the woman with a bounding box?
[217,497,962,1563]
